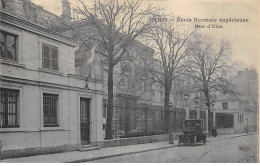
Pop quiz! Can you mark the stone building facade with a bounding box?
[213,97,257,135]
[0,8,104,158]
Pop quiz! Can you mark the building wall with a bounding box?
[0,10,104,153]
[213,98,257,135]
[0,0,61,28]
[0,79,104,151]
[233,68,259,101]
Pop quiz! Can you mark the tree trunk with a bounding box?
[208,106,213,136]
[1,0,6,9]
[164,88,170,133]
[205,90,212,136]
[164,77,171,133]
[105,60,114,140]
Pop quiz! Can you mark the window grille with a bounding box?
[43,93,59,127]
[42,44,59,71]
[0,31,17,61]
[0,88,19,128]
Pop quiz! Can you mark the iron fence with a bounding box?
[103,102,186,138]
[189,110,197,119]
[200,111,206,130]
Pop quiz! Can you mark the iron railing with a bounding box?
[103,102,186,138]
[189,110,197,119]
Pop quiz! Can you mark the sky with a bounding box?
[31,0,260,71]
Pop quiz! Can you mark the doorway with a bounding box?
[80,98,91,144]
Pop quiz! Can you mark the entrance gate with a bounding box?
[80,98,90,144]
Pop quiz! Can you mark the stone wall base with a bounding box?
[1,133,182,160]
[100,133,180,148]
[1,144,81,160]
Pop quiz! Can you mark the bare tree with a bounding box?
[1,0,9,9]
[185,33,235,136]
[62,0,157,139]
[0,0,21,10]
[143,18,195,132]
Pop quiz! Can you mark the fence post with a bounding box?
[161,108,164,133]
[125,101,128,136]
[145,107,148,135]
[0,140,2,162]
[174,110,176,132]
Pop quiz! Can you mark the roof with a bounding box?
[67,18,154,54]
[0,9,77,47]
[215,95,256,103]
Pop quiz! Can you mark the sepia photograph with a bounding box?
[0,0,259,163]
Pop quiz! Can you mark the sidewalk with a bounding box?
[207,132,257,142]
[2,132,257,163]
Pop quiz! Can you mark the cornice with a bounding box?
[0,75,104,95]
[68,74,104,84]
[0,9,77,47]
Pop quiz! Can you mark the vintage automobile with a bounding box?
[178,119,207,146]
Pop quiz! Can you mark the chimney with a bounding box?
[61,0,71,24]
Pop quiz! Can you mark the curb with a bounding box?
[66,144,177,163]
[207,132,258,142]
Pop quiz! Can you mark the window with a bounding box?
[42,44,59,71]
[43,93,59,127]
[216,113,233,128]
[222,103,228,109]
[189,110,197,119]
[0,88,19,128]
[238,114,244,124]
[0,31,17,61]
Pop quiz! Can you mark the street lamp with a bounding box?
[246,118,248,134]
[183,93,190,120]
[194,96,199,105]
[169,102,175,110]
[211,100,215,109]
[184,93,189,104]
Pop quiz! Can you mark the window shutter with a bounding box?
[42,44,59,71]
[51,47,58,60]
[43,45,49,58]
